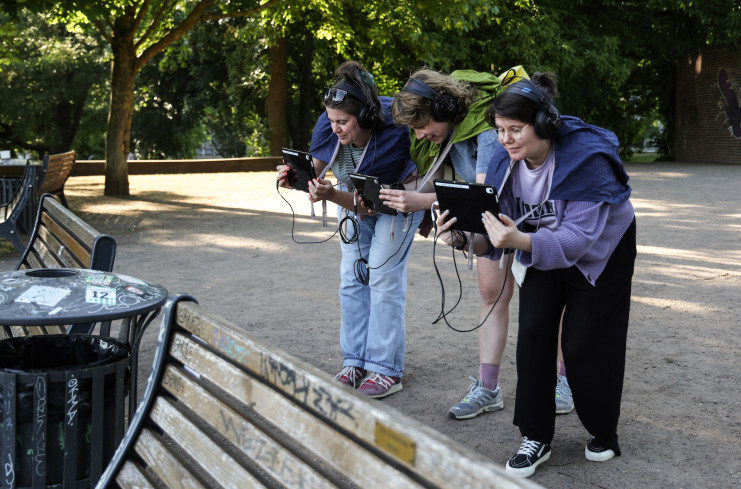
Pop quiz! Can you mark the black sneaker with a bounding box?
[585,436,616,462]
[505,437,551,477]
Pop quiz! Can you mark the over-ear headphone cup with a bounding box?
[432,93,458,122]
[402,78,458,123]
[356,105,376,129]
[534,104,560,139]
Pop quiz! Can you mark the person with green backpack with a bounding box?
[383,66,574,419]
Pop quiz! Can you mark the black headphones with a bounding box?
[506,80,561,139]
[332,79,378,130]
[401,78,458,122]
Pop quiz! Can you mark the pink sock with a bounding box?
[558,361,567,377]
[479,363,500,390]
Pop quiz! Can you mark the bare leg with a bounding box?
[448,254,514,420]
[477,255,515,380]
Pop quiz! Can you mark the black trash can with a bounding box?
[0,335,129,489]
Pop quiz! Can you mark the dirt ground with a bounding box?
[2,162,739,488]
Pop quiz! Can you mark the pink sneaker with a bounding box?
[334,366,366,389]
[357,372,403,399]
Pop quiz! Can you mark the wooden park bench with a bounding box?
[16,192,116,273]
[1,193,117,339]
[0,161,36,253]
[36,150,77,208]
[96,294,540,489]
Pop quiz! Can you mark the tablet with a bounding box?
[281,148,317,192]
[348,173,403,216]
[433,180,501,234]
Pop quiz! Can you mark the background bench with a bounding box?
[36,150,77,208]
[0,161,36,253]
[97,294,540,489]
[16,192,116,272]
[1,193,117,339]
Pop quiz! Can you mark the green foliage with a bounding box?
[3,0,741,162]
[131,17,271,157]
[0,10,108,157]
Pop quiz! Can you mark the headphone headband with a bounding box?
[507,81,546,106]
[401,77,458,122]
[401,78,441,102]
[329,79,378,130]
[505,80,561,138]
[334,80,369,105]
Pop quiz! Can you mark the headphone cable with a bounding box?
[277,182,339,244]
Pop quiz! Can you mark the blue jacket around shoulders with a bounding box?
[310,96,416,185]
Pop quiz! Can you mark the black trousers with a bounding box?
[513,219,636,455]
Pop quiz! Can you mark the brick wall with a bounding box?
[675,48,741,164]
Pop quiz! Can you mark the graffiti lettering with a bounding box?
[66,377,79,425]
[259,353,355,424]
[213,329,248,363]
[34,377,47,476]
[163,370,185,394]
[4,453,14,486]
[218,409,315,489]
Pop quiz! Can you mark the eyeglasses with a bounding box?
[322,87,348,105]
[495,124,530,141]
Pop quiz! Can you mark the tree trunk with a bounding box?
[295,34,315,151]
[104,15,138,196]
[267,37,288,156]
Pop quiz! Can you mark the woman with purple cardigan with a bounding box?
[435,72,636,478]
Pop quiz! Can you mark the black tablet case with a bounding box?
[281,148,317,192]
[348,173,402,216]
[433,180,501,234]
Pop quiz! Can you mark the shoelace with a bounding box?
[517,437,542,456]
[363,372,394,388]
[464,377,485,400]
[465,376,498,401]
[336,366,360,383]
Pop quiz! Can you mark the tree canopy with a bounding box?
[2,0,740,185]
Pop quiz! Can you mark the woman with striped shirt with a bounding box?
[277,61,423,398]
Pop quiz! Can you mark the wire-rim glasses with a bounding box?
[495,124,530,141]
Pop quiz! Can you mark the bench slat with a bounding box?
[133,428,211,489]
[116,461,156,488]
[41,195,99,243]
[38,212,92,267]
[169,333,422,489]
[161,364,336,489]
[149,396,268,489]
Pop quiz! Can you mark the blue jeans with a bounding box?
[338,207,424,377]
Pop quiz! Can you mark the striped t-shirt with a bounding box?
[332,144,365,188]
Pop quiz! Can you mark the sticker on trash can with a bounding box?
[85,273,114,286]
[86,286,117,305]
[15,285,71,307]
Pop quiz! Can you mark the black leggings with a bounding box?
[514,219,636,455]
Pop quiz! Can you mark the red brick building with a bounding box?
[675,48,741,164]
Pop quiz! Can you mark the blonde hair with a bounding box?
[391,68,478,127]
